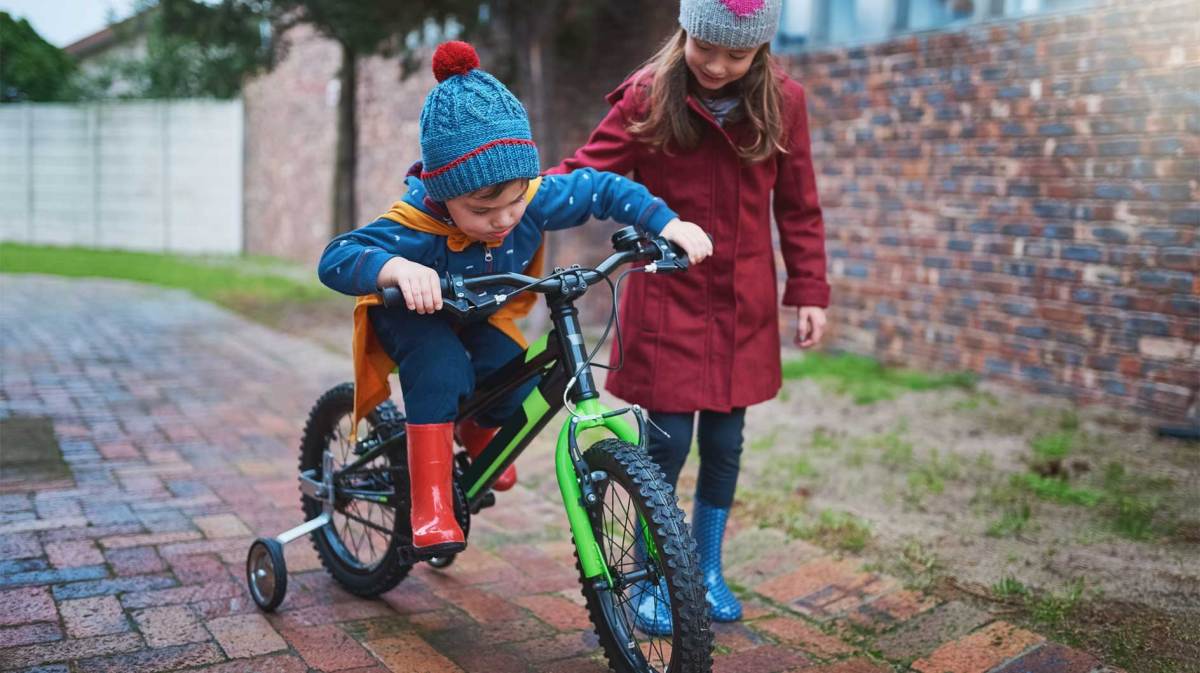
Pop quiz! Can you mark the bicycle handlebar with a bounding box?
[379,226,693,317]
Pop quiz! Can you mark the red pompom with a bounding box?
[432,41,480,82]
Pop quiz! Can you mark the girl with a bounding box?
[549,0,830,630]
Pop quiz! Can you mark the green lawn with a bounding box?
[0,243,335,311]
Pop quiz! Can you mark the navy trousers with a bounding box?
[369,307,536,426]
[645,408,746,509]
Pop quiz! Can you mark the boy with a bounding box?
[317,41,711,557]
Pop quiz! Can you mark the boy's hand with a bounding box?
[660,219,714,266]
[795,306,827,349]
[377,257,443,314]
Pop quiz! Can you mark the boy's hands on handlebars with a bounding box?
[378,256,444,314]
[660,219,714,266]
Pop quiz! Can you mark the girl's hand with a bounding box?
[660,219,714,266]
[795,306,827,349]
[377,257,443,314]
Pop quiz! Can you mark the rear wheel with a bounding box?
[577,438,712,673]
[299,383,412,596]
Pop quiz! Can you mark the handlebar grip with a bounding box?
[380,286,404,308]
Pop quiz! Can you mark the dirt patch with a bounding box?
[725,377,1200,615]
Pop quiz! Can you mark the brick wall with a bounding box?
[786,0,1199,418]
[243,25,434,264]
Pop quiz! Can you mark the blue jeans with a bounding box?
[645,408,745,509]
[369,307,536,425]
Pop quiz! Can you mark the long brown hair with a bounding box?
[627,29,788,163]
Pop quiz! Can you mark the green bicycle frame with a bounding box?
[452,307,650,585]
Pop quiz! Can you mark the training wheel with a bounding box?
[427,554,456,569]
[246,537,288,611]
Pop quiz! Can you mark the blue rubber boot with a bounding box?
[693,497,742,621]
[631,536,673,636]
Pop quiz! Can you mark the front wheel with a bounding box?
[577,438,712,673]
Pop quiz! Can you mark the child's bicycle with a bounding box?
[244,226,713,673]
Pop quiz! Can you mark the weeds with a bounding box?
[992,576,1029,599]
[799,509,873,553]
[986,502,1032,537]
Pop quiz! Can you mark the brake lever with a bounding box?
[643,238,690,274]
[378,276,474,317]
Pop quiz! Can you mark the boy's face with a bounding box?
[445,180,530,243]
[683,35,760,96]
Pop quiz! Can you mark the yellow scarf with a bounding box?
[352,178,544,428]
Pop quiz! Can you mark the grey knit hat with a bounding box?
[679,0,783,49]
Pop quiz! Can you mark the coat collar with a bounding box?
[606,72,754,151]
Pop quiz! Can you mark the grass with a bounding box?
[1030,430,1075,463]
[781,352,976,405]
[799,509,872,553]
[869,538,943,591]
[992,575,1030,599]
[739,492,873,553]
[986,502,1032,537]
[1012,473,1104,507]
[0,243,336,320]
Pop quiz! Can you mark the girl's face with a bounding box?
[683,34,761,96]
[445,179,529,242]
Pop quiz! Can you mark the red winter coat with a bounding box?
[549,72,830,413]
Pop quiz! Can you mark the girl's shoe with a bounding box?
[456,418,516,491]
[693,497,742,622]
[406,422,466,556]
[632,577,674,636]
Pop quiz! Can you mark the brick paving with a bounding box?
[0,275,1121,672]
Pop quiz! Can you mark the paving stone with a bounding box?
[800,659,892,673]
[0,565,109,590]
[98,531,202,550]
[280,624,379,671]
[752,616,855,659]
[912,621,1045,673]
[447,648,531,673]
[52,573,177,600]
[0,587,58,626]
[207,613,289,659]
[712,644,810,673]
[104,546,167,576]
[58,596,130,638]
[120,580,242,609]
[874,600,994,662]
[177,653,309,673]
[0,532,42,560]
[193,514,252,539]
[0,633,143,669]
[132,605,210,647]
[0,622,63,648]
[506,631,597,663]
[44,540,105,569]
[711,621,769,653]
[168,554,235,585]
[991,642,1104,673]
[365,633,466,673]
[848,589,939,630]
[515,594,594,631]
[74,642,225,673]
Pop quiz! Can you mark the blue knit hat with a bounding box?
[418,41,540,202]
[679,0,783,49]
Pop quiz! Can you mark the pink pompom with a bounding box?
[432,41,480,83]
[720,0,765,18]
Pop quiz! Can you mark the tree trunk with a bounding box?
[332,41,357,235]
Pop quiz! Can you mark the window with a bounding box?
[776,0,1094,49]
